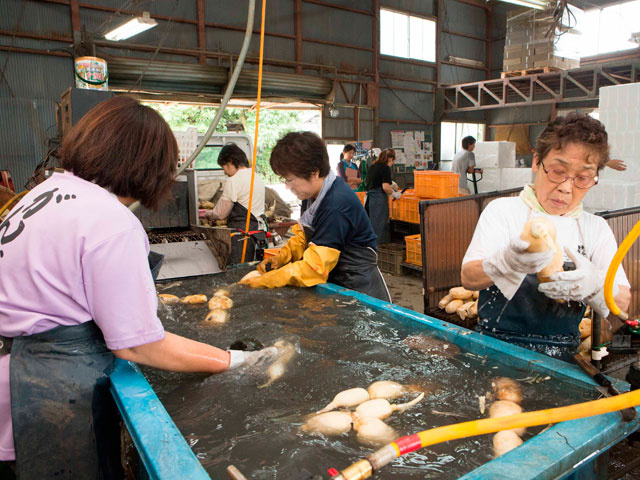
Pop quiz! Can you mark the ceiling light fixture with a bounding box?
[105,11,157,41]
[497,0,548,10]
[328,103,340,118]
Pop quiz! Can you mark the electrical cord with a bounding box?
[379,75,431,124]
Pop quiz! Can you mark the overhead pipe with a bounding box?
[130,0,256,212]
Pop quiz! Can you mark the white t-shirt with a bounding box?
[221,168,265,217]
[452,150,475,191]
[463,196,630,289]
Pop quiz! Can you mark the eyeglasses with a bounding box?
[282,177,296,186]
[539,160,599,189]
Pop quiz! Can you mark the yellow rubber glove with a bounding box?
[257,223,307,274]
[240,244,341,289]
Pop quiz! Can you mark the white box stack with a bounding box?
[476,168,532,193]
[472,141,530,193]
[583,83,640,212]
[499,168,533,190]
[474,141,517,168]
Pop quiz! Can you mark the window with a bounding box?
[380,8,436,62]
[557,0,640,58]
[440,122,485,164]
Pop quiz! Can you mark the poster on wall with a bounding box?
[390,130,433,169]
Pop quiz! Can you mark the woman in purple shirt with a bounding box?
[0,96,276,479]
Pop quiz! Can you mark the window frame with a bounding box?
[379,6,438,65]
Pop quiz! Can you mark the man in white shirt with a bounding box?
[452,136,482,195]
[460,113,630,361]
[205,144,266,263]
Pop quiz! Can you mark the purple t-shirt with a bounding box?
[0,171,165,460]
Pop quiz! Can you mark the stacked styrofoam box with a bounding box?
[473,141,531,192]
[476,168,532,193]
[499,168,533,190]
[583,83,640,212]
[474,141,517,168]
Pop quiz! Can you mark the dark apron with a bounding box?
[477,261,585,361]
[365,188,389,246]
[329,245,391,303]
[9,321,122,479]
[227,202,260,264]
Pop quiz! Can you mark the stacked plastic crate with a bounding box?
[173,127,199,168]
[473,141,532,193]
[584,83,640,212]
[395,171,459,268]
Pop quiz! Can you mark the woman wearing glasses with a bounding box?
[460,113,630,360]
[240,132,391,302]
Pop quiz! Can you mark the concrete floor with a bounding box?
[382,270,424,312]
[381,269,640,480]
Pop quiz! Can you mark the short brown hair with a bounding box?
[269,131,330,179]
[60,96,177,209]
[535,113,610,170]
[375,148,395,165]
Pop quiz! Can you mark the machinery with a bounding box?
[139,133,269,280]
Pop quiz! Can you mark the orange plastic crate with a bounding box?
[355,191,366,206]
[405,234,422,266]
[391,195,421,223]
[414,171,459,199]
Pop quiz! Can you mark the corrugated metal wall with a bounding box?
[0,0,494,190]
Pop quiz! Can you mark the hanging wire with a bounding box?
[379,75,431,124]
[545,0,578,41]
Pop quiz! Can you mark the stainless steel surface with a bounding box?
[150,241,221,280]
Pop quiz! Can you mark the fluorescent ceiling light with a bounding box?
[105,11,157,41]
[498,0,548,10]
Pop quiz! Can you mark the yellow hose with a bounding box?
[604,220,640,319]
[335,389,640,480]
[240,0,266,263]
[0,191,28,216]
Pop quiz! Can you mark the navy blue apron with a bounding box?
[227,202,260,264]
[303,224,391,303]
[477,261,585,361]
[10,321,122,479]
[329,245,391,303]
[6,252,164,479]
[365,188,389,246]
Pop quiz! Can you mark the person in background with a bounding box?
[460,113,630,361]
[452,136,482,195]
[606,159,626,171]
[204,144,266,264]
[0,96,277,479]
[336,144,361,191]
[365,148,401,246]
[240,131,390,302]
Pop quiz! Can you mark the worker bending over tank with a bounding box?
[204,143,266,264]
[461,113,630,361]
[240,131,391,302]
[0,96,277,479]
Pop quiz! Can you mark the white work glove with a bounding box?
[391,191,402,200]
[228,347,278,370]
[482,237,554,300]
[537,247,616,318]
[391,181,399,190]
